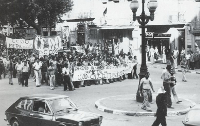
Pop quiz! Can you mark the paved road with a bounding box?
[0,63,199,126]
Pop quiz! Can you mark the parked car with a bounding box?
[5,94,103,126]
[182,104,200,126]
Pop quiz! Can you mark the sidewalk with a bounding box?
[147,62,200,74]
[95,94,196,117]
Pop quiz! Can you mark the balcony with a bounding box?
[193,21,200,30]
[191,21,200,35]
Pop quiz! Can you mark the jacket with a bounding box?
[155,93,167,116]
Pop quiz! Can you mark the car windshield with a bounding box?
[48,97,77,113]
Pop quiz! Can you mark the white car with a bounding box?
[183,104,200,126]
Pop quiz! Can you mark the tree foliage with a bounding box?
[0,0,73,35]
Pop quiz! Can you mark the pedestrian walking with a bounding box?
[7,56,14,85]
[161,65,173,108]
[33,58,42,87]
[162,46,166,64]
[29,54,35,77]
[189,51,195,70]
[62,63,73,91]
[150,46,155,64]
[41,60,48,85]
[185,51,191,71]
[170,71,182,104]
[132,56,138,79]
[0,56,4,79]
[152,87,167,126]
[173,47,179,69]
[21,61,29,87]
[48,62,55,90]
[15,59,23,85]
[180,57,187,82]
[139,72,155,112]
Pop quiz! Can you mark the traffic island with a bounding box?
[95,94,196,117]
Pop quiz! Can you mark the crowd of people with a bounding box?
[0,47,138,91]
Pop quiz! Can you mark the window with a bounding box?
[32,101,51,114]
[48,98,77,113]
[17,99,33,111]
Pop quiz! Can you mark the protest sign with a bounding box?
[72,63,136,81]
[6,37,33,49]
[34,35,62,56]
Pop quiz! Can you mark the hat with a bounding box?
[157,87,166,94]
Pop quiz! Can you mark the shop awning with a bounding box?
[66,18,95,22]
[146,24,185,33]
[89,25,135,30]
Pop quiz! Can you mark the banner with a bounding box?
[6,37,33,49]
[34,35,62,56]
[72,63,136,81]
[71,46,85,53]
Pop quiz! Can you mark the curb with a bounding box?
[95,94,196,117]
[177,69,198,74]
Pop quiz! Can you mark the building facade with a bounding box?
[57,0,200,62]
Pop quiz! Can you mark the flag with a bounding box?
[103,7,107,16]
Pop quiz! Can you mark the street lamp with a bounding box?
[130,0,158,102]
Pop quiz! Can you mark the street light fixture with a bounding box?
[130,0,158,102]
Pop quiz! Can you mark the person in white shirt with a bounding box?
[33,58,42,87]
[2,56,8,78]
[62,63,73,91]
[150,46,155,64]
[21,61,29,87]
[48,62,55,90]
[139,72,155,111]
[185,51,191,70]
[132,56,138,79]
[29,54,35,77]
[173,47,179,69]
[162,46,166,64]
[154,46,159,60]
[15,59,23,85]
[180,47,185,61]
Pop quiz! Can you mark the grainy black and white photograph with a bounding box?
[0,0,200,126]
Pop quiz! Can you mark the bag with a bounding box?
[170,83,175,87]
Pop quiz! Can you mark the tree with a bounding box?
[0,0,73,35]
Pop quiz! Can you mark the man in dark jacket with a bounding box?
[152,87,167,126]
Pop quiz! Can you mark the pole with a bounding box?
[139,0,148,78]
[136,0,149,102]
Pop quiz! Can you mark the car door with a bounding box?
[30,100,58,126]
[40,100,59,126]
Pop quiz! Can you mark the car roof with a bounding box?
[20,94,69,100]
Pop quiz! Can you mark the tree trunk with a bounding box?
[36,27,42,35]
[48,26,51,36]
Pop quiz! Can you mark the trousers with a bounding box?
[152,115,167,126]
[22,72,29,86]
[163,82,172,107]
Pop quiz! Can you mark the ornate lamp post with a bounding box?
[130,0,158,102]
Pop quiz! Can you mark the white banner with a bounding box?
[72,63,136,81]
[71,46,85,53]
[35,35,62,56]
[6,37,33,49]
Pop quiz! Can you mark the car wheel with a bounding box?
[11,119,20,126]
